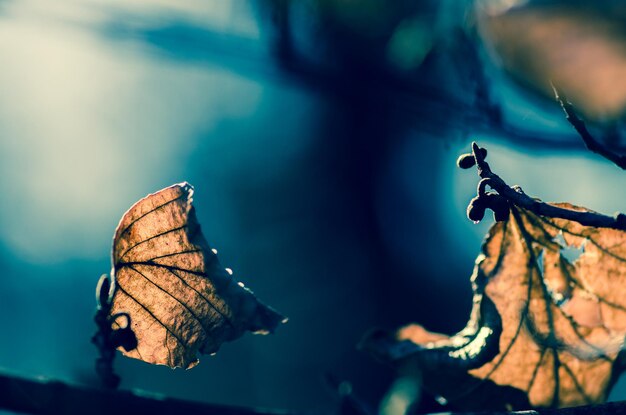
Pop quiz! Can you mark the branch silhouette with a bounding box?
[0,371,296,415]
[1,370,625,414]
[552,85,626,170]
[464,142,626,231]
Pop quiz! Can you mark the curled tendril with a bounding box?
[110,313,131,330]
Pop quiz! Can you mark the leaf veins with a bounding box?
[109,182,286,369]
[363,203,626,410]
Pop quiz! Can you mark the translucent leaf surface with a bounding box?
[109,182,285,369]
[364,203,626,409]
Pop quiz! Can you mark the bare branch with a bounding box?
[552,85,626,170]
[470,142,626,231]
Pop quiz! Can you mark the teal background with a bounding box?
[0,1,624,413]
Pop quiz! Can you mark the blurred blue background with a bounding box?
[0,0,625,413]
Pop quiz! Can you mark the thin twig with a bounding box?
[470,143,626,231]
[552,85,626,170]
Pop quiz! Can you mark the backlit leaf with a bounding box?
[108,182,285,369]
[363,203,626,410]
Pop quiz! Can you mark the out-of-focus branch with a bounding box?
[438,400,626,415]
[552,85,626,170]
[468,142,626,231]
[2,369,625,415]
[0,371,297,415]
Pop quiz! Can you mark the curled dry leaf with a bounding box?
[362,203,626,410]
[106,182,286,369]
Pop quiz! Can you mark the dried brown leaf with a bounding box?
[363,203,626,410]
[108,182,285,369]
